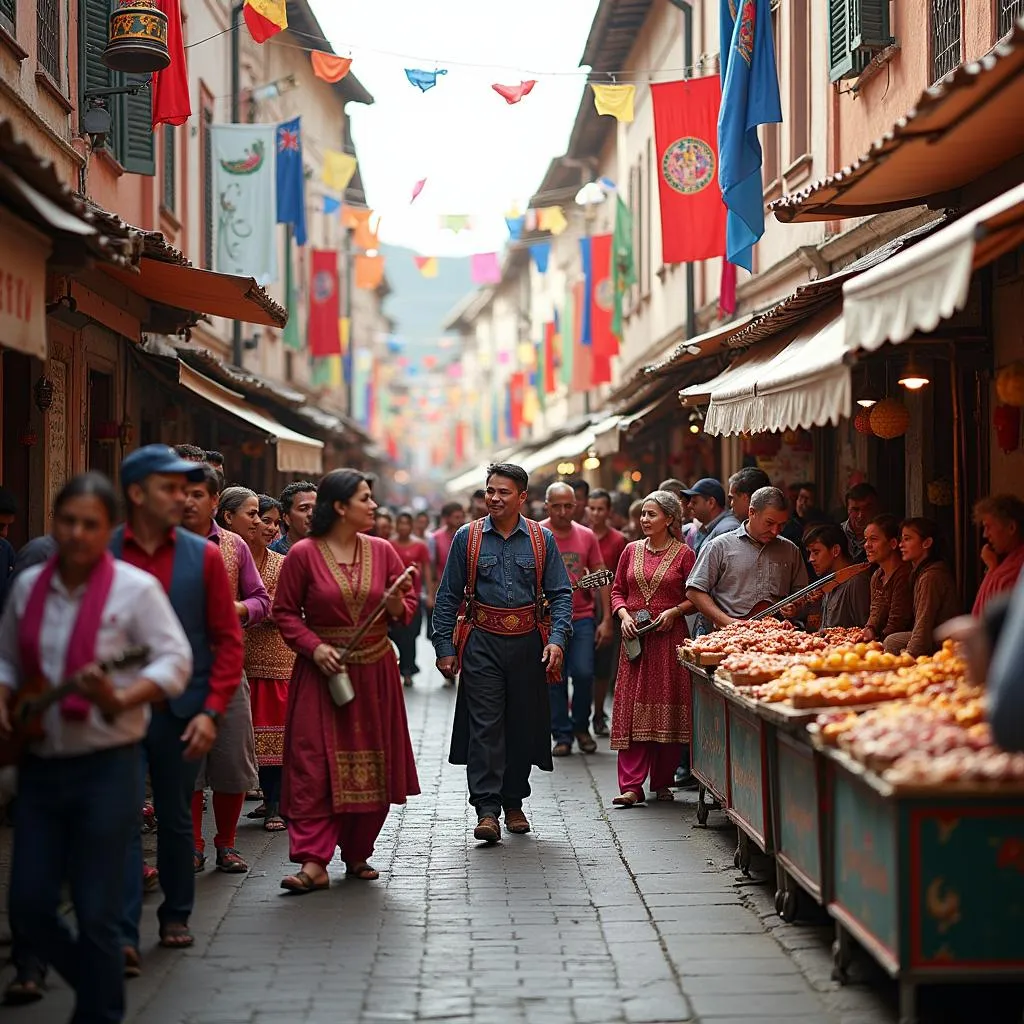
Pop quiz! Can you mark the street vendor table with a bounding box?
[686,662,728,828]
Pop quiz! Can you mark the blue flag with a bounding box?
[505,215,525,240]
[578,237,593,346]
[405,68,447,92]
[718,0,781,272]
[275,117,307,247]
[323,195,341,215]
[530,242,551,274]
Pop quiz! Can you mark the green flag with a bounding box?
[282,227,302,351]
[612,196,636,340]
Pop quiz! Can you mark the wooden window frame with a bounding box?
[37,0,60,82]
[161,125,176,214]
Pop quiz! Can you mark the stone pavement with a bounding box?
[7,636,898,1024]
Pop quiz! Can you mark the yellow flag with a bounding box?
[522,386,540,426]
[538,206,568,236]
[322,151,357,191]
[339,317,350,354]
[327,355,342,388]
[243,1,287,42]
[517,342,535,367]
[415,256,438,278]
[591,83,636,123]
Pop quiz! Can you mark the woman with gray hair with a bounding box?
[609,490,696,806]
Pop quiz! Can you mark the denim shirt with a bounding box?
[432,515,573,658]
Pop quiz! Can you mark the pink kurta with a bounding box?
[273,535,421,818]
[610,540,694,750]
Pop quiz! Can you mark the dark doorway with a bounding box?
[88,368,116,479]
[1,350,33,549]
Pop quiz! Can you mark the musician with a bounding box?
[686,487,808,629]
[803,523,872,628]
[433,463,572,843]
[0,473,191,1024]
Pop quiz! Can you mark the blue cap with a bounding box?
[681,477,726,506]
[121,445,207,487]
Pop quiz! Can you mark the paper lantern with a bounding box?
[869,398,910,439]
[854,409,874,435]
[994,404,1021,453]
[996,361,1024,407]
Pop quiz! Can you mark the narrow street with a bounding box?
[16,636,894,1024]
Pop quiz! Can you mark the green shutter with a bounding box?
[79,0,112,143]
[0,0,15,34]
[828,0,891,82]
[119,76,155,175]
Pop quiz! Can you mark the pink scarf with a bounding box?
[18,552,116,721]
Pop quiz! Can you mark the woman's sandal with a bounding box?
[246,803,268,819]
[263,815,287,832]
[158,922,194,948]
[612,791,643,807]
[123,946,142,979]
[655,788,675,802]
[3,972,45,1006]
[280,870,330,894]
[345,861,380,881]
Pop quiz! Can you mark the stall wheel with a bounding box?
[696,784,710,826]
[779,887,798,923]
[831,925,852,984]
[735,831,752,876]
[773,889,785,915]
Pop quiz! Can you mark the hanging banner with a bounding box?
[276,117,307,246]
[211,123,278,284]
[243,0,286,42]
[307,249,340,357]
[152,0,190,127]
[492,80,536,105]
[414,255,438,278]
[405,68,446,92]
[651,77,726,263]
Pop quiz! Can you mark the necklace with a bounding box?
[645,538,672,554]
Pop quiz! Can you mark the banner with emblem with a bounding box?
[211,123,278,283]
[308,249,341,357]
[650,78,726,264]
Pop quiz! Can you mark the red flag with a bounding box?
[719,260,738,317]
[492,80,536,105]
[509,373,526,439]
[570,281,591,394]
[152,0,190,127]
[651,78,726,263]
[454,421,467,462]
[308,250,341,357]
[543,321,557,394]
[589,233,617,359]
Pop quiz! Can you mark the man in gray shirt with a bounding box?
[686,487,808,628]
[684,478,739,556]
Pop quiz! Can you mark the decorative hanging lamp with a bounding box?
[102,0,171,75]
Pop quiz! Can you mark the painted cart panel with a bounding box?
[727,701,772,853]
[773,730,824,901]
[691,670,728,804]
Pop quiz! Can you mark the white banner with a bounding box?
[211,124,278,285]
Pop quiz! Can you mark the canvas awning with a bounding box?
[843,181,1024,351]
[681,312,850,437]
[771,21,1024,223]
[178,363,323,474]
[520,423,599,475]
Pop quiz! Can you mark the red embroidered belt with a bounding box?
[473,603,538,636]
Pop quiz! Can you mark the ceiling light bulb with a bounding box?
[856,398,878,408]
[899,375,930,391]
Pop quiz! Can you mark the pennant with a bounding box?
[414,255,438,278]
[211,124,277,284]
[719,0,782,271]
[537,206,568,235]
[543,321,557,394]
[441,214,472,233]
[471,252,501,285]
[310,356,342,388]
[588,234,616,359]
[275,117,306,247]
[612,196,636,339]
[323,195,341,215]
[591,83,635,123]
[411,178,427,203]
[311,52,351,83]
[651,77,727,263]
[405,68,447,92]
[353,210,379,251]
[529,242,551,274]
[242,0,286,42]
[355,254,384,290]
[505,215,525,241]
[719,260,738,318]
[152,1,190,127]
[322,150,357,192]
[524,209,539,232]
[492,80,536,105]
[308,250,340,357]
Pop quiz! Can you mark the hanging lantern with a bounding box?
[994,404,1021,453]
[102,1,171,75]
[18,428,38,447]
[927,478,954,506]
[33,376,54,413]
[854,408,874,435]
[996,361,1024,407]
[870,398,910,439]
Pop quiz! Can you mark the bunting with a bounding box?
[405,68,447,92]
[323,195,341,215]
[492,80,536,104]
[505,215,525,240]
[440,214,473,233]
[471,252,501,285]
[411,178,427,203]
[311,52,351,83]
[591,83,635,123]
[322,150,357,192]
[537,206,568,235]
[242,0,286,42]
[529,242,551,274]
[414,255,438,278]
[355,254,384,290]
[152,0,190,127]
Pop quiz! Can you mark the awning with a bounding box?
[445,463,489,495]
[772,21,1024,223]
[641,314,754,378]
[520,423,599,475]
[178,363,323,474]
[681,312,851,437]
[843,181,1024,351]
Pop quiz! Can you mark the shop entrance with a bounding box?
[1,349,33,549]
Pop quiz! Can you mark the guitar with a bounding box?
[0,644,151,766]
[746,563,873,621]
[573,568,615,592]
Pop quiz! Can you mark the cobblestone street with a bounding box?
[9,638,897,1024]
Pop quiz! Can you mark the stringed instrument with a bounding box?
[0,644,151,766]
[746,562,873,621]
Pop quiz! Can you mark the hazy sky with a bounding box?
[311,0,601,257]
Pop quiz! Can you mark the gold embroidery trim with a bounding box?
[318,535,372,624]
[631,538,684,607]
[333,750,388,806]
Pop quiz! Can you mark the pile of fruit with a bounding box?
[682,618,831,659]
[801,645,913,674]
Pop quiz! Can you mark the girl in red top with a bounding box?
[389,510,434,686]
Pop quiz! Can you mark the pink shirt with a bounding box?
[540,519,604,621]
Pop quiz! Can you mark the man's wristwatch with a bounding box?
[200,708,221,725]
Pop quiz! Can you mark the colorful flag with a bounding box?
[211,124,277,283]
[355,254,384,290]
[471,252,501,285]
[591,83,635,123]
[509,372,526,439]
[505,214,525,240]
[570,281,591,394]
[588,233,616,359]
[414,255,438,278]
[323,195,341,215]
[243,0,286,42]
[352,210,379,250]
[719,0,782,271]
[719,260,738,317]
[405,68,446,92]
[530,242,551,274]
[310,356,342,388]
[578,238,593,347]
[322,150,357,192]
[557,302,572,388]
[341,317,352,388]
[651,78,726,264]
[308,250,340,357]
[441,214,472,233]
[152,1,190,127]
[282,237,301,350]
[411,178,427,203]
[538,206,568,235]
[492,80,536,104]
[612,196,636,340]
[275,117,306,247]
[543,320,557,394]
[311,52,351,83]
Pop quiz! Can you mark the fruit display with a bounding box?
[802,645,913,674]
[682,618,830,659]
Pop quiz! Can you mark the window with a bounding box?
[37,0,59,80]
[827,0,892,82]
[788,0,810,166]
[930,0,962,82]
[1000,0,1024,38]
[202,100,214,269]
[0,0,15,37]
[162,126,176,211]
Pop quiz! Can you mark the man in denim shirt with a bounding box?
[434,464,573,844]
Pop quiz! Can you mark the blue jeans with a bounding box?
[549,616,595,744]
[121,710,201,950]
[11,744,141,1024]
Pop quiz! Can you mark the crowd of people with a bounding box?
[1,447,1023,1023]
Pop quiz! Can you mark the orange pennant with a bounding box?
[311,52,352,83]
[355,254,385,290]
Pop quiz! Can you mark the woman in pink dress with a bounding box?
[610,490,695,806]
[273,470,420,892]
[387,509,434,687]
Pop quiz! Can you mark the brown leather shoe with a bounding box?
[503,808,531,834]
[473,814,501,843]
[575,731,598,754]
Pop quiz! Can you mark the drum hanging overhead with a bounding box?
[101,0,170,74]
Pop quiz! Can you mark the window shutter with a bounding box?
[203,106,214,269]
[119,77,155,175]
[828,0,891,82]
[80,0,112,144]
[0,0,15,34]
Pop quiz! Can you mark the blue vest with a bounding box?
[111,525,213,719]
